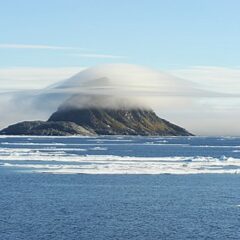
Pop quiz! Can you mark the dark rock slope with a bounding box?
[0,120,94,136]
[0,108,193,136]
[49,108,192,136]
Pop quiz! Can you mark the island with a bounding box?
[0,107,193,136]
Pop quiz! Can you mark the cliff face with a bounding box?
[48,108,192,136]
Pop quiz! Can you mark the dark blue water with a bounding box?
[0,173,239,239]
[0,136,240,239]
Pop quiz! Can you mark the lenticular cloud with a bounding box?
[0,63,237,134]
[35,63,199,110]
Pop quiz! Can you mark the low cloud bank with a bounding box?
[0,64,239,135]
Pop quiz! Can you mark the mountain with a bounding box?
[0,107,193,136]
[0,64,194,136]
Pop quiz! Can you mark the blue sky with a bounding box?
[1,0,240,69]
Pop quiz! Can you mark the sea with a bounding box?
[0,135,239,239]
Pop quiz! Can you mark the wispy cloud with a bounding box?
[0,43,126,59]
[0,43,85,50]
[71,53,126,59]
